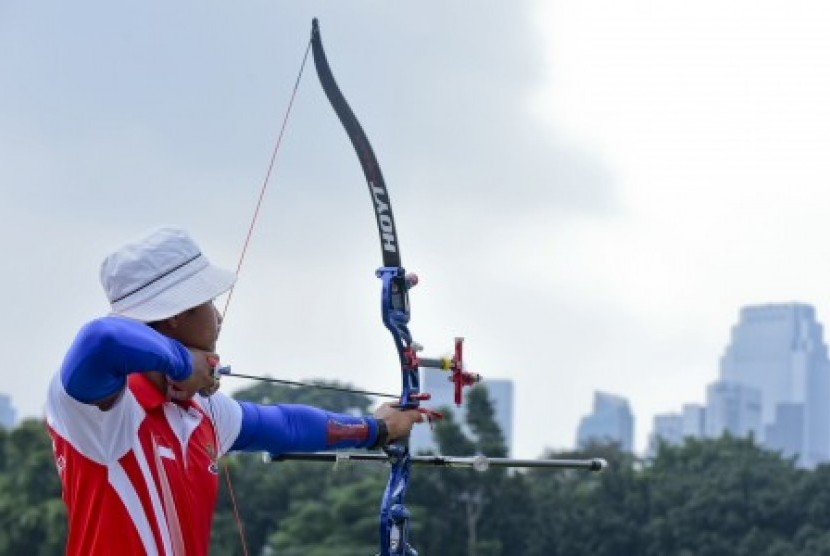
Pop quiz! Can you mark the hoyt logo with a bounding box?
[371,181,396,253]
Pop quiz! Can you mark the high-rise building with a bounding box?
[647,413,683,457]
[705,380,762,439]
[647,403,708,457]
[409,369,514,455]
[765,402,804,460]
[719,303,830,466]
[576,391,634,452]
[0,393,16,430]
[680,403,706,438]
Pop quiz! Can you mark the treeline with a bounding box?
[5,383,830,555]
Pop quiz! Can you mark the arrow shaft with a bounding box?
[220,370,400,399]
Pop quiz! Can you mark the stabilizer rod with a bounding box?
[265,451,607,472]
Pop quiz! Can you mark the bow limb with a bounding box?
[310,19,402,269]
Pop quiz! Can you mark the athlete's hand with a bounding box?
[168,349,221,400]
[373,402,424,442]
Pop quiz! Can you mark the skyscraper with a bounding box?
[647,413,683,457]
[0,393,15,430]
[647,403,708,457]
[705,380,762,439]
[765,402,804,460]
[576,391,634,452]
[680,403,706,438]
[719,303,830,465]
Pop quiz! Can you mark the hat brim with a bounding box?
[111,264,237,322]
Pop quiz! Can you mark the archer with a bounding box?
[45,227,424,555]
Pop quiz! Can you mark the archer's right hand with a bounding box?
[168,348,221,400]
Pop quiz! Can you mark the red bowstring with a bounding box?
[216,37,313,556]
[221,38,313,322]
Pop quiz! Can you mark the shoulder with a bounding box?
[46,373,145,463]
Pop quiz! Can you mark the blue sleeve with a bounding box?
[230,401,380,455]
[60,316,192,403]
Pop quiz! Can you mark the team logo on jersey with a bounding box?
[205,443,219,474]
[55,454,66,475]
[51,439,66,475]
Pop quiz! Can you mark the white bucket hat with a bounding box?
[100,227,237,322]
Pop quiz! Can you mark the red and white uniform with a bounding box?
[46,372,242,555]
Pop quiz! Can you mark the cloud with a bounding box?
[1,1,621,458]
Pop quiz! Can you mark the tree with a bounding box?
[0,419,66,555]
[643,435,802,556]
[212,380,380,554]
[408,384,533,555]
[525,442,646,556]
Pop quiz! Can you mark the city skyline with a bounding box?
[5,301,830,465]
[643,302,830,466]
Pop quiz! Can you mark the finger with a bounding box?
[199,378,221,397]
[206,354,221,378]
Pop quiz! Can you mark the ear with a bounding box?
[153,314,181,333]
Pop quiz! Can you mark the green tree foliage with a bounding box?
[407,384,533,555]
[526,442,645,556]
[525,435,830,556]
[230,380,374,414]
[0,419,65,555]
[643,435,802,556]
[265,470,386,555]
[212,381,383,554]
[21,380,830,555]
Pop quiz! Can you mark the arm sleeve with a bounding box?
[60,316,192,403]
[230,401,381,455]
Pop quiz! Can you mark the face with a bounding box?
[164,301,222,351]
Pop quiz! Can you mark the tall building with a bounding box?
[576,391,634,452]
[719,303,830,466]
[765,402,804,460]
[680,403,706,438]
[647,403,708,457]
[409,369,514,455]
[647,413,683,457]
[705,380,762,439]
[0,393,15,429]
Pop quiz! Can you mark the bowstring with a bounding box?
[221,37,313,322]
[211,36,314,556]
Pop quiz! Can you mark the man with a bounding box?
[45,227,423,555]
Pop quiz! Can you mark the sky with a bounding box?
[2,1,830,456]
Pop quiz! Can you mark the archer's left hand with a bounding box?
[373,402,424,442]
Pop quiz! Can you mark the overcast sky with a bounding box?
[2,1,829,456]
